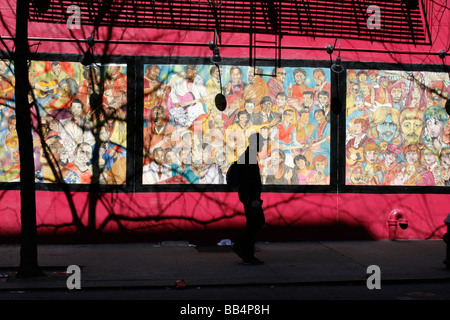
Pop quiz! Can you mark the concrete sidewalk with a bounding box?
[0,240,449,290]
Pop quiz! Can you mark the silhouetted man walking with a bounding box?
[232,132,265,265]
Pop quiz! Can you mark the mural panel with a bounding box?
[345,69,450,186]
[30,61,127,184]
[142,64,332,185]
[0,59,18,182]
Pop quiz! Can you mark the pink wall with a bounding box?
[1,0,450,242]
[1,190,448,240]
[0,0,447,65]
[19,22,450,66]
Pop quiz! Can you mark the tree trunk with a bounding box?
[15,0,43,278]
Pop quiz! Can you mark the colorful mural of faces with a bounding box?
[142,64,332,185]
[30,61,127,184]
[346,69,450,186]
[4,59,450,189]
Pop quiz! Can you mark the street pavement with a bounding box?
[1,239,449,293]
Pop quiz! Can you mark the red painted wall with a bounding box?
[0,0,446,65]
[1,190,448,240]
[1,0,450,241]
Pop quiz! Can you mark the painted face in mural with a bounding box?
[313,71,326,86]
[276,94,287,108]
[355,95,365,109]
[148,66,160,81]
[390,87,403,105]
[152,107,165,125]
[384,152,397,168]
[318,93,329,108]
[276,68,286,83]
[360,85,370,97]
[405,150,419,165]
[51,63,62,77]
[230,67,242,84]
[165,150,175,165]
[154,149,165,165]
[298,111,309,124]
[283,110,294,125]
[40,137,64,166]
[110,66,121,76]
[347,71,356,83]
[238,112,249,127]
[353,122,363,136]
[261,99,272,112]
[358,73,368,84]
[314,159,326,172]
[410,87,422,107]
[401,118,423,145]
[303,93,313,108]
[70,101,83,119]
[365,150,378,164]
[74,144,93,168]
[441,152,450,168]
[248,68,256,84]
[426,117,444,139]
[185,67,197,82]
[244,101,255,115]
[295,157,307,170]
[376,114,398,143]
[314,110,326,125]
[211,67,220,80]
[423,151,437,167]
[351,84,360,95]
[294,71,306,85]
[380,78,389,89]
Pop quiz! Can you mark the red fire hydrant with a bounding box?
[444,213,450,269]
[388,209,409,240]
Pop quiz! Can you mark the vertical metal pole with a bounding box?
[15,0,42,278]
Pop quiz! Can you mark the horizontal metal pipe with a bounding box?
[0,35,444,56]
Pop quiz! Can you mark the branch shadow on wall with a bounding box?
[1,1,448,245]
